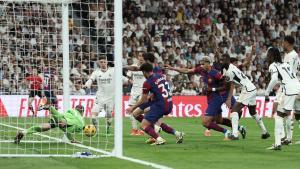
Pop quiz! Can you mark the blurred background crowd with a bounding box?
[0,0,299,96]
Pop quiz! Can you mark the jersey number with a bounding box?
[158,82,171,98]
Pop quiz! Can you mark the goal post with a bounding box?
[113,0,123,158]
[0,0,122,158]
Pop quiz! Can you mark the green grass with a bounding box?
[1,117,300,169]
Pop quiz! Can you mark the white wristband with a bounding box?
[212,88,216,92]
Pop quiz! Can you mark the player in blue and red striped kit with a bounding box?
[166,57,246,140]
[127,63,184,145]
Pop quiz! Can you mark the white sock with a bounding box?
[275,115,284,146]
[252,114,267,134]
[130,115,138,130]
[154,125,161,133]
[280,118,286,139]
[231,112,239,137]
[286,114,294,141]
[174,131,180,137]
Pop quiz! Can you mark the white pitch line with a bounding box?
[0,123,112,155]
[118,156,173,169]
[0,123,173,169]
[0,140,61,143]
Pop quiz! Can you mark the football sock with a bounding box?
[252,113,267,134]
[154,125,161,133]
[160,123,175,135]
[207,122,227,133]
[134,114,144,122]
[280,120,286,139]
[130,114,138,130]
[221,118,231,127]
[231,112,239,137]
[144,125,159,139]
[275,115,284,146]
[286,114,294,141]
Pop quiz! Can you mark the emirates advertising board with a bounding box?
[0,95,275,118]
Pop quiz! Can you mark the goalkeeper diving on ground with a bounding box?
[14,105,93,144]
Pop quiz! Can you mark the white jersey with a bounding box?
[224,64,256,92]
[85,67,128,102]
[284,50,300,74]
[266,62,300,95]
[127,67,145,95]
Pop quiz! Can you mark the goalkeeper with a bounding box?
[14,105,85,144]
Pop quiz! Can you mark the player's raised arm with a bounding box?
[165,65,195,74]
[124,65,140,71]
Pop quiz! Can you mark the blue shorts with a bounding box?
[205,94,236,116]
[139,101,173,124]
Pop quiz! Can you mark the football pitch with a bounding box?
[1,118,300,169]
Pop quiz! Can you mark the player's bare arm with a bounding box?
[165,65,194,74]
[124,65,140,71]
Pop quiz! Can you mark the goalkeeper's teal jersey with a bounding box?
[49,106,85,134]
[63,109,85,133]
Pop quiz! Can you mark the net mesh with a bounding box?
[0,0,115,157]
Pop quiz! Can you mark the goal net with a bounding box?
[0,0,122,157]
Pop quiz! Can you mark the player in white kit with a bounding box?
[126,53,146,135]
[265,47,300,150]
[84,56,129,133]
[279,36,300,145]
[221,54,270,140]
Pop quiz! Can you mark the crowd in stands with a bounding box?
[0,0,299,96]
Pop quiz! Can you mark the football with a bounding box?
[83,124,97,137]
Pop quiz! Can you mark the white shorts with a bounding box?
[277,94,297,113]
[91,96,114,118]
[128,93,141,106]
[237,89,256,106]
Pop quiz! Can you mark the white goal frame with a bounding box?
[1,0,122,158]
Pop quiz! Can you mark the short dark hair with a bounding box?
[230,57,238,63]
[284,36,295,45]
[143,53,155,63]
[222,53,230,60]
[98,55,107,60]
[140,62,153,72]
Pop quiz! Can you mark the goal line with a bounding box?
[0,123,172,169]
